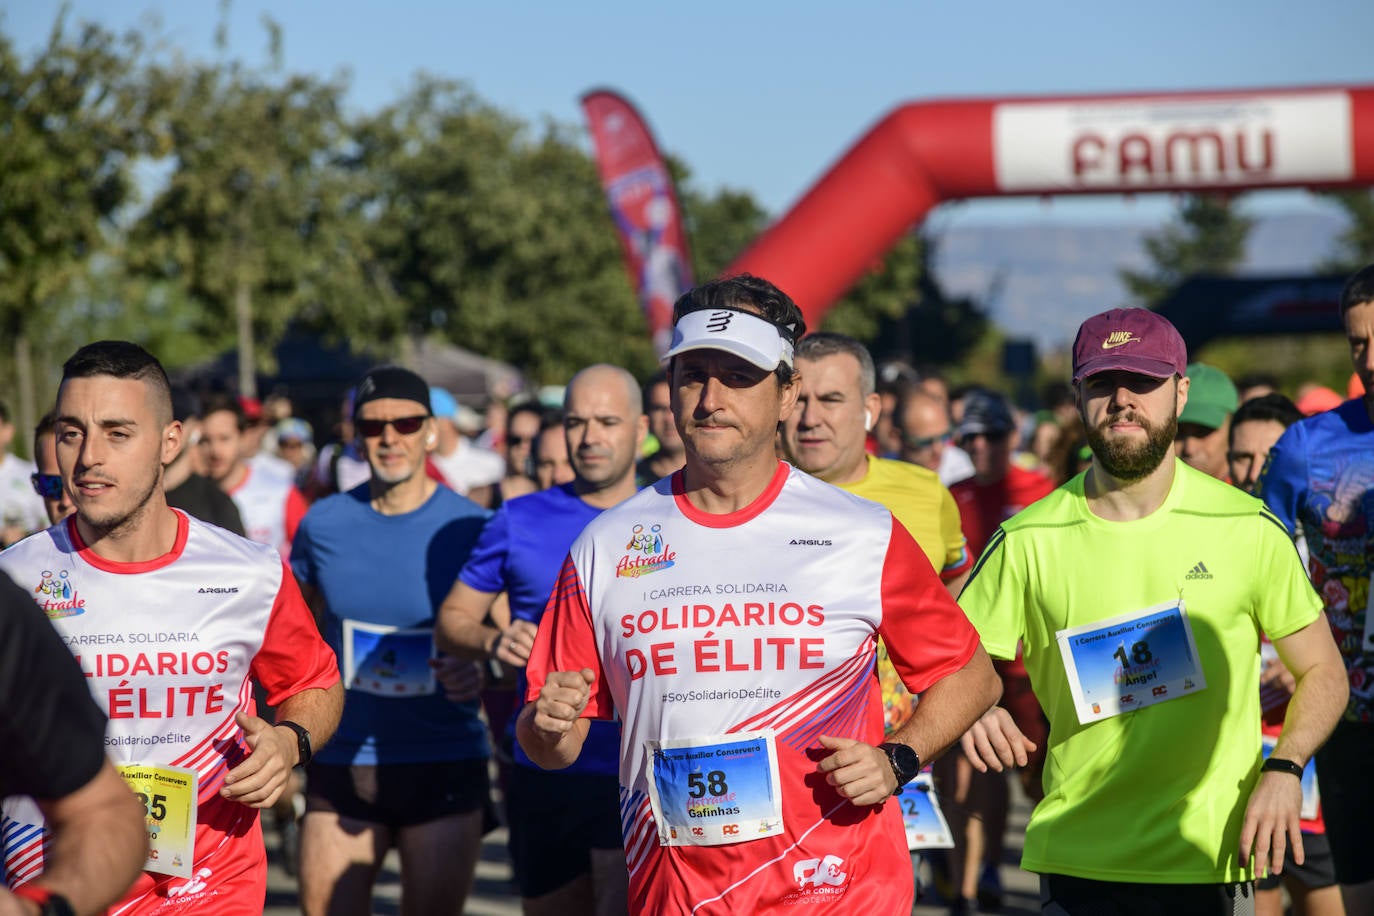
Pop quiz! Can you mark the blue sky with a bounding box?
[8,0,1372,227]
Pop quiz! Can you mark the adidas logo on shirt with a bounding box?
[1185,562,1213,581]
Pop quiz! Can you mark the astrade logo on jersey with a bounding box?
[616,523,676,578]
[34,569,85,618]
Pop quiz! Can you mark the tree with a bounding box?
[0,11,152,442]
[822,232,989,370]
[1318,190,1374,275]
[125,23,380,395]
[352,77,656,384]
[1120,194,1254,308]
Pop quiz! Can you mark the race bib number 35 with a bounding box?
[117,763,197,878]
[1057,600,1207,724]
[645,731,784,847]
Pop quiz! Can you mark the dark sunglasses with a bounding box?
[507,434,534,447]
[901,431,952,451]
[31,473,64,500]
[356,415,428,438]
[958,430,1011,448]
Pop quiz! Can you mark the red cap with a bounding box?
[236,395,263,422]
[1072,308,1187,384]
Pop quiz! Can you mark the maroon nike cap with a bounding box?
[1072,308,1188,384]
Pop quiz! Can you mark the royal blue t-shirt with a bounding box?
[460,483,620,774]
[1260,396,1374,723]
[292,484,491,765]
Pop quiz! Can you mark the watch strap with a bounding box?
[1261,756,1304,778]
[12,885,75,916]
[279,720,313,767]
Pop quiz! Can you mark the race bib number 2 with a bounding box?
[117,764,197,878]
[645,731,784,847]
[1056,600,1207,724]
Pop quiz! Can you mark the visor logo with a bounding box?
[706,311,733,332]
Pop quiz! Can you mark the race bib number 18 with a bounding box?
[645,731,784,847]
[117,763,197,878]
[1056,600,1207,724]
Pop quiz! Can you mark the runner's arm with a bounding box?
[22,759,148,916]
[515,669,594,769]
[1240,614,1348,876]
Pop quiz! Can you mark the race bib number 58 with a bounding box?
[645,731,784,846]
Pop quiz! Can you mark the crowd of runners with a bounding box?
[0,266,1371,916]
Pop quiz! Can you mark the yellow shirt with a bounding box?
[838,455,971,732]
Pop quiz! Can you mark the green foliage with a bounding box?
[1318,190,1374,275]
[826,232,988,370]
[0,11,155,430]
[124,46,379,381]
[352,77,655,385]
[1120,194,1254,307]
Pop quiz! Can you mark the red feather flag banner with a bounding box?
[581,89,694,356]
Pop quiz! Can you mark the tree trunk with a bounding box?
[13,332,35,461]
[235,277,256,399]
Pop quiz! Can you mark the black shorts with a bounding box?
[305,759,489,830]
[1254,832,1337,891]
[1314,717,1374,884]
[506,764,623,899]
[1040,874,1254,916]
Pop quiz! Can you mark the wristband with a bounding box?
[1261,756,1304,778]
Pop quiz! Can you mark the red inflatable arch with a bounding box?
[725,86,1374,330]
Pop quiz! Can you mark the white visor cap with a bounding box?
[661,308,794,371]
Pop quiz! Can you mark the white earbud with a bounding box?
[427,434,437,448]
[863,410,874,432]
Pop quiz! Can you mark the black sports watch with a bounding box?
[279,720,313,768]
[878,742,922,787]
[40,897,76,916]
[1261,756,1304,778]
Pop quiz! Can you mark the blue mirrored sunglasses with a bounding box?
[30,473,64,500]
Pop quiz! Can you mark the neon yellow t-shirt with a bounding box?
[840,455,971,733]
[960,460,1322,884]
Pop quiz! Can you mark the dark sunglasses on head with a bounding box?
[356,415,428,438]
[30,473,63,500]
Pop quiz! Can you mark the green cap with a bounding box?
[1179,363,1238,429]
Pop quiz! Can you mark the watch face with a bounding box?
[885,743,921,781]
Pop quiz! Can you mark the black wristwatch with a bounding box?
[40,897,76,916]
[878,742,922,787]
[279,720,313,767]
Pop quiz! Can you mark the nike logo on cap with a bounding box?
[1101,331,1141,350]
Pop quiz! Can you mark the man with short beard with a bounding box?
[956,309,1349,916]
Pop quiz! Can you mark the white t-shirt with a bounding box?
[0,452,47,537]
[429,438,505,494]
[525,462,981,915]
[227,465,303,557]
[0,511,338,912]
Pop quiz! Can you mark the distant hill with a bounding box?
[931,212,1347,351]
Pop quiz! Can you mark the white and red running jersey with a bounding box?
[525,462,980,915]
[227,465,307,558]
[0,510,339,915]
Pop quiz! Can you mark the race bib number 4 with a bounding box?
[1057,600,1206,724]
[342,619,436,698]
[117,764,197,878]
[645,731,784,847]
